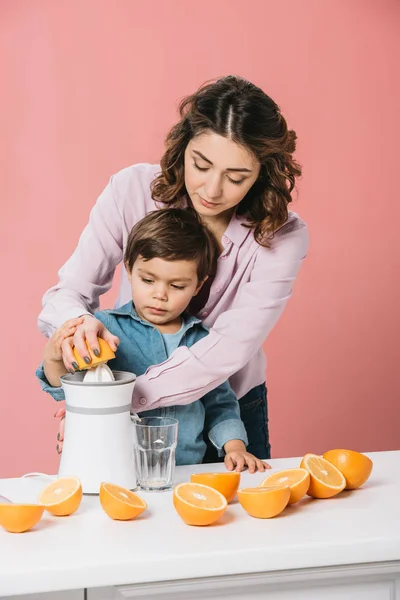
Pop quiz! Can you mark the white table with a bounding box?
[0,451,399,599]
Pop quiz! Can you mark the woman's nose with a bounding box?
[204,174,223,199]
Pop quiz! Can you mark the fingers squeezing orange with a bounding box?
[73,338,115,371]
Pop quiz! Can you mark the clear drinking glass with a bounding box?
[133,417,178,491]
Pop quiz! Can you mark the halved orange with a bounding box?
[190,472,240,503]
[99,482,147,520]
[238,485,290,518]
[323,449,373,490]
[173,482,227,526]
[73,337,115,371]
[260,468,310,504]
[0,504,45,533]
[300,454,346,499]
[38,477,82,516]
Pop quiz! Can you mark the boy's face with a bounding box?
[127,256,204,327]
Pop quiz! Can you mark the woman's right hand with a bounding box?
[61,315,120,372]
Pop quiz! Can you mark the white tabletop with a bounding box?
[0,451,399,596]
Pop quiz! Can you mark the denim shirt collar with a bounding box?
[107,301,202,334]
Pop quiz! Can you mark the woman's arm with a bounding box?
[37,164,156,337]
[38,177,123,337]
[132,217,309,411]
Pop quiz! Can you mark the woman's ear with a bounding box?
[194,276,208,296]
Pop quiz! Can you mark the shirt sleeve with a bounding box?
[37,165,154,337]
[202,383,248,455]
[131,218,309,410]
[35,363,66,402]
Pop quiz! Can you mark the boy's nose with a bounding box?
[153,286,168,300]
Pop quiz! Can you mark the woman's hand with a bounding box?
[224,440,271,473]
[61,315,120,371]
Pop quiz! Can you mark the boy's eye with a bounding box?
[142,278,154,284]
[171,285,185,290]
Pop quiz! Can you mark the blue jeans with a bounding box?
[202,383,271,462]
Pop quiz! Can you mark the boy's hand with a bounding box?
[224,440,271,474]
[44,317,85,365]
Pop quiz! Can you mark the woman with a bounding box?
[39,75,309,460]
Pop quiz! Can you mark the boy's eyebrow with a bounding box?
[192,149,252,173]
[138,268,193,282]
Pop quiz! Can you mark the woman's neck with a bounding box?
[200,209,234,245]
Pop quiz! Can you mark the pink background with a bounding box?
[1,0,399,478]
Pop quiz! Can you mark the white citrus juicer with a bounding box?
[58,366,137,494]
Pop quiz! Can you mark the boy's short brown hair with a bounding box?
[124,208,218,282]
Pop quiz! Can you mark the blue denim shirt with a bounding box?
[36,302,248,466]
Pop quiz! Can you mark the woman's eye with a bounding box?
[194,160,244,185]
[193,162,209,172]
[227,177,245,186]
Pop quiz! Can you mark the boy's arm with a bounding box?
[43,359,69,387]
[202,384,271,473]
[201,382,248,454]
[36,362,66,401]
[35,317,84,401]
[42,319,84,386]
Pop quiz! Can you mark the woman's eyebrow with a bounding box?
[192,150,252,173]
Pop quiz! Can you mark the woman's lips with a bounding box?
[199,196,219,209]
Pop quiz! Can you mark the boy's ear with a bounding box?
[125,263,132,282]
[194,276,208,296]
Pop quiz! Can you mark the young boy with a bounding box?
[37,208,268,473]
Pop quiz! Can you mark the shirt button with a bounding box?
[222,235,230,245]
[139,397,147,406]
[220,254,228,260]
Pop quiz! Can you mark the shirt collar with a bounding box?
[223,212,251,247]
[180,195,250,248]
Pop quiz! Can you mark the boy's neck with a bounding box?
[154,316,183,334]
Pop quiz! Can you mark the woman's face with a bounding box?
[184,131,260,222]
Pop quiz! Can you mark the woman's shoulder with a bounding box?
[112,163,160,183]
[110,163,161,191]
[256,211,309,261]
[108,163,161,212]
[275,211,308,237]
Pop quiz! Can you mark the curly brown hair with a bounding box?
[151,75,302,247]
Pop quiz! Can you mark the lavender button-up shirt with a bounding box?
[38,163,309,412]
